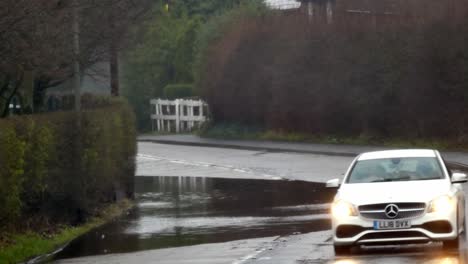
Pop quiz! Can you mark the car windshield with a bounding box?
[347,157,444,183]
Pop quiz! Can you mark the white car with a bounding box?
[327,149,467,255]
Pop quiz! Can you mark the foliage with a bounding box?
[0,98,136,231]
[198,122,263,140]
[0,200,133,264]
[193,1,267,95]
[197,3,468,142]
[0,126,26,224]
[0,0,154,114]
[163,84,194,99]
[122,0,265,131]
[199,123,459,150]
[122,4,200,131]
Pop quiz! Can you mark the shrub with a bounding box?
[0,126,26,225]
[197,2,468,141]
[163,84,194,99]
[198,122,263,139]
[0,98,136,229]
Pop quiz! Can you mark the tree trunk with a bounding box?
[0,75,11,98]
[72,0,81,111]
[2,72,24,117]
[110,42,120,96]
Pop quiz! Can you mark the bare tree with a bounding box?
[0,0,153,115]
[79,0,154,96]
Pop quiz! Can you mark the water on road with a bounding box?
[52,176,335,261]
[49,143,468,263]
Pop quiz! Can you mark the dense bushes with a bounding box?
[198,2,468,141]
[0,98,136,230]
[163,84,194,99]
[122,0,264,131]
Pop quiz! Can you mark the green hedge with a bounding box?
[0,98,136,229]
[163,84,194,99]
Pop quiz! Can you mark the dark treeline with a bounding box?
[199,0,468,141]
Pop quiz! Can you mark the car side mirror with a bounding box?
[326,178,341,188]
[451,173,468,183]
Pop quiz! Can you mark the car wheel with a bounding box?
[334,244,352,255]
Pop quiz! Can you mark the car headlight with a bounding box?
[331,200,357,218]
[428,195,455,213]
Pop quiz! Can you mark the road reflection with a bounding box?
[52,176,335,261]
[329,235,468,263]
[50,173,468,263]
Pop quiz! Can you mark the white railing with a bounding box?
[150,98,209,133]
[266,0,301,9]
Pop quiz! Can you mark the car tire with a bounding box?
[334,244,352,255]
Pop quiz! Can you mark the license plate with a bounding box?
[373,220,411,230]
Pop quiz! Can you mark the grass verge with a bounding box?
[0,200,133,264]
[198,123,460,151]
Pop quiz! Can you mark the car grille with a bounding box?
[360,230,426,240]
[358,230,429,245]
[358,203,426,220]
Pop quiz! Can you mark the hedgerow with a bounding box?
[198,1,468,141]
[0,97,136,230]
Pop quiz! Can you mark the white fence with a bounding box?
[150,99,209,133]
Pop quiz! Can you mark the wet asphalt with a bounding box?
[52,177,333,259]
[50,142,468,264]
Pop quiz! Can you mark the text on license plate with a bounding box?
[373,220,411,230]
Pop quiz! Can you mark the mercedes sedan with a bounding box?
[327,149,467,255]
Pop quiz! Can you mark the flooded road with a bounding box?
[52,143,468,264]
[52,176,335,261]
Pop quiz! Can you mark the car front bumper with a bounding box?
[332,211,458,246]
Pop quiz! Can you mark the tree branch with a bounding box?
[0,75,11,100]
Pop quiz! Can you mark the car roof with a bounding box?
[358,149,437,161]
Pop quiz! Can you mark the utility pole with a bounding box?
[110,43,119,96]
[109,8,119,97]
[72,0,81,111]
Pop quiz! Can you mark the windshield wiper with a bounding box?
[418,176,442,181]
[371,176,410,182]
[371,178,393,182]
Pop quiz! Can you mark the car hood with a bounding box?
[336,180,451,206]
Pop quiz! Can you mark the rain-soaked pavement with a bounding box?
[52,176,335,261]
[49,143,468,263]
[51,176,468,264]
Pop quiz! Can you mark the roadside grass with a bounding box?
[0,200,133,264]
[198,123,459,151]
[196,123,264,140]
[142,131,193,136]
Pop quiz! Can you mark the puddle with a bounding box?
[52,176,336,260]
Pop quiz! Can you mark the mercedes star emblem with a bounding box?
[385,204,399,219]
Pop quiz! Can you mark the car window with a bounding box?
[346,157,444,183]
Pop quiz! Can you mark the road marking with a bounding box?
[232,236,280,264]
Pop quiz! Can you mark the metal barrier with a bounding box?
[150,99,209,133]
